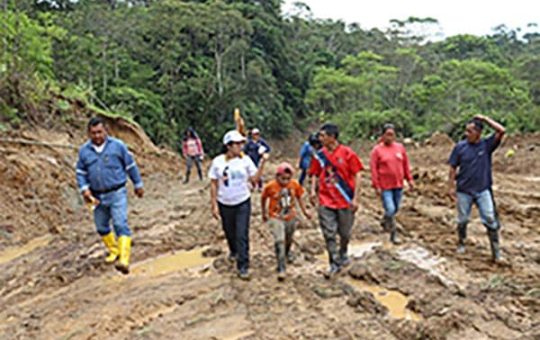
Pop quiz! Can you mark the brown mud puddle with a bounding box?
[131,247,212,277]
[347,278,422,321]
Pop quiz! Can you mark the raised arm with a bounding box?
[475,114,506,142]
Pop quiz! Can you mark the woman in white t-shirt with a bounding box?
[209,130,266,280]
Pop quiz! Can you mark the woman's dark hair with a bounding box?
[381,123,395,135]
[183,127,199,140]
[220,144,229,154]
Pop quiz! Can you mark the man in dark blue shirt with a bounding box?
[244,128,271,190]
[76,117,144,274]
[448,114,505,261]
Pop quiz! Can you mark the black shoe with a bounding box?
[286,252,295,264]
[390,232,401,245]
[277,269,286,282]
[340,256,351,268]
[227,253,237,262]
[238,269,250,280]
[323,264,340,280]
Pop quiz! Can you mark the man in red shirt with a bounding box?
[309,123,363,279]
[370,124,414,244]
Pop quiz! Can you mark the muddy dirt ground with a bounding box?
[0,128,539,339]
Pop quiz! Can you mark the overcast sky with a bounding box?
[282,0,539,38]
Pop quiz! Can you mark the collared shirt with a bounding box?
[92,141,107,154]
[448,134,500,194]
[76,137,143,193]
[309,144,364,209]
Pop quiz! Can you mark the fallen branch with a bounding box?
[0,138,76,150]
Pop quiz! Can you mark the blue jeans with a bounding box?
[93,187,131,237]
[218,199,251,272]
[381,189,403,217]
[457,189,498,230]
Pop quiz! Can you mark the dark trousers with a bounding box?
[318,206,354,267]
[185,156,203,181]
[299,168,308,186]
[218,199,251,271]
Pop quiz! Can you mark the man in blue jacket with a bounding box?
[76,117,144,274]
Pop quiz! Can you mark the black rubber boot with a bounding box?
[275,242,286,281]
[285,233,294,263]
[382,216,392,232]
[457,223,467,253]
[389,217,401,245]
[487,228,501,261]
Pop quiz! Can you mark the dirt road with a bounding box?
[0,131,539,339]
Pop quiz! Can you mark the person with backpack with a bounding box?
[447,115,505,261]
[261,162,312,281]
[209,130,267,280]
[370,124,414,244]
[309,123,364,279]
[182,127,204,184]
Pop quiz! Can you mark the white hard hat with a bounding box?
[223,130,246,145]
[251,128,260,135]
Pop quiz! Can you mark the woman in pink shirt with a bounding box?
[370,124,414,244]
[182,127,204,184]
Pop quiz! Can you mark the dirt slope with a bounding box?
[0,130,538,340]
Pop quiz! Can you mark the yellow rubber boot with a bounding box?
[115,236,132,274]
[101,232,119,264]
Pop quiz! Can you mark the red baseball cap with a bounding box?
[276,162,294,176]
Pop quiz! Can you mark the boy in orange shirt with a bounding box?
[262,162,312,281]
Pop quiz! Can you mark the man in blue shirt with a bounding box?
[297,133,321,186]
[244,128,271,190]
[447,114,505,261]
[76,117,144,274]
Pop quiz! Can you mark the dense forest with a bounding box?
[1,0,539,152]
